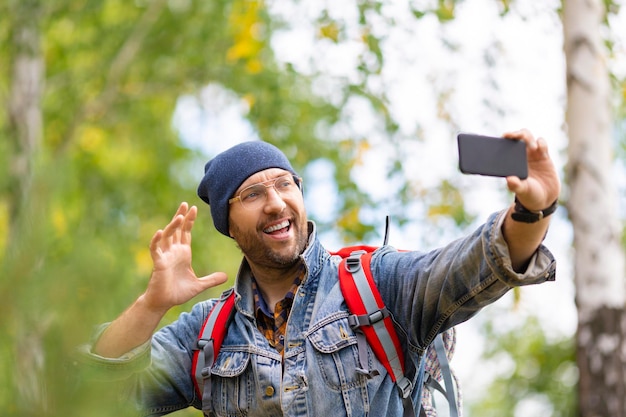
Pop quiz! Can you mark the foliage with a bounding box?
[1,0,477,414]
[470,316,577,417]
[0,0,599,416]
[0,0,346,415]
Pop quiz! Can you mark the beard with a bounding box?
[231,217,309,269]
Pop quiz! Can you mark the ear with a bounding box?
[227,217,232,237]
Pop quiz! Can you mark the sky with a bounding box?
[173,0,626,414]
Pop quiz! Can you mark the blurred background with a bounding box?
[1,0,625,416]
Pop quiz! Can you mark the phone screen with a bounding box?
[457,133,528,179]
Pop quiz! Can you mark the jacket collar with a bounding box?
[233,221,328,318]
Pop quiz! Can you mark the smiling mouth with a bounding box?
[264,220,291,234]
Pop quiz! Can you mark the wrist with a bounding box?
[511,197,558,223]
[136,293,171,317]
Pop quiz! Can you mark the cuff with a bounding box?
[75,323,152,380]
[484,209,557,286]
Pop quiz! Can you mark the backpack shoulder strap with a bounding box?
[337,248,461,417]
[432,333,459,417]
[192,288,236,405]
[422,330,461,417]
[337,249,416,417]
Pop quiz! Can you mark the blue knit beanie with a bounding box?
[197,141,299,236]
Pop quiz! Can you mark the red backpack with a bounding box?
[192,246,460,417]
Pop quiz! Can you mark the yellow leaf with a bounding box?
[52,207,68,237]
[337,207,361,230]
[436,0,456,21]
[427,204,453,218]
[226,0,265,64]
[354,140,371,166]
[227,38,259,61]
[78,125,106,153]
[319,22,340,42]
[242,93,256,109]
[246,58,263,74]
[134,246,153,277]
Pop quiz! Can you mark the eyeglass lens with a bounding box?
[239,176,300,208]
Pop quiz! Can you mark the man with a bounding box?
[84,129,560,416]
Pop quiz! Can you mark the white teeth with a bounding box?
[264,220,290,233]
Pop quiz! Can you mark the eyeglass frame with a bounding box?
[228,174,303,209]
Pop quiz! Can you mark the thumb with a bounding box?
[505,176,526,195]
[197,271,229,290]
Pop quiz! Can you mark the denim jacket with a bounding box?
[82,210,556,416]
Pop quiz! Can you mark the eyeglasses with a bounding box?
[228,175,302,210]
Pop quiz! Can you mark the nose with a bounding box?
[263,186,286,213]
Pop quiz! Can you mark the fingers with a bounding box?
[503,129,560,209]
[172,201,189,220]
[161,214,183,249]
[502,128,538,151]
[149,229,164,255]
[181,205,197,245]
[503,129,552,162]
[535,136,550,159]
[150,203,197,254]
[163,203,197,242]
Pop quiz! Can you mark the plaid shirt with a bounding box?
[252,266,305,355]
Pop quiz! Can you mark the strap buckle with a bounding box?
[345,250,367,273]
[347,307,389,329]
[396,376,413,399]
[194,338,212,351]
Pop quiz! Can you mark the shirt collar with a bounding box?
[251,264,305,318]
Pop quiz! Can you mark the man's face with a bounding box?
[228,168,308,268]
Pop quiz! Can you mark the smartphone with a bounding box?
[457,133,528,179]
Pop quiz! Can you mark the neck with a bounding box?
[248,261,302,311]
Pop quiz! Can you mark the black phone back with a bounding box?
[457,133,528,179]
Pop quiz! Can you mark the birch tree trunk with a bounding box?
[562,0,626,415]
[7,0,44,237]
[7,0,48,413]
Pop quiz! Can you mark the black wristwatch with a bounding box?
[511,197,558,223]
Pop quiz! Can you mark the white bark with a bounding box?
[564,0,625,318]
[7,1,47,413]
[7,3,44,230]
[563,0,626,414]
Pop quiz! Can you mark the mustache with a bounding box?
[258,213,294,230]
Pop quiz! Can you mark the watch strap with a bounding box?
[511,198,558,223]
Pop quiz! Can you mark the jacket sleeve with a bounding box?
[372,209,556,350]
[77,301,213,416]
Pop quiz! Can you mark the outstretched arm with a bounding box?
[93,202,228,358]
[500,129,561,271]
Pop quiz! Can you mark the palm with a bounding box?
[145,203,227,310]
[525,152,559,202]
[505,130,561,209]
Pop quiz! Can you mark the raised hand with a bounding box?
[503,129,561,211]
[499,129,561,271]
[143,202,228,312]
[93,203,228,357]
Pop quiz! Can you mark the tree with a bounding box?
[4,0,458,415]
[3,0,625,415]
[4,0,47,413]
[563,0,626,415]
[0,1,346,415]
[469,315,577,417]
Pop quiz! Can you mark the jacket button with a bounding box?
[265,385,275,397]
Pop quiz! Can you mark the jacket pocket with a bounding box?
[208,350,253,416]
[307,316,372,391]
